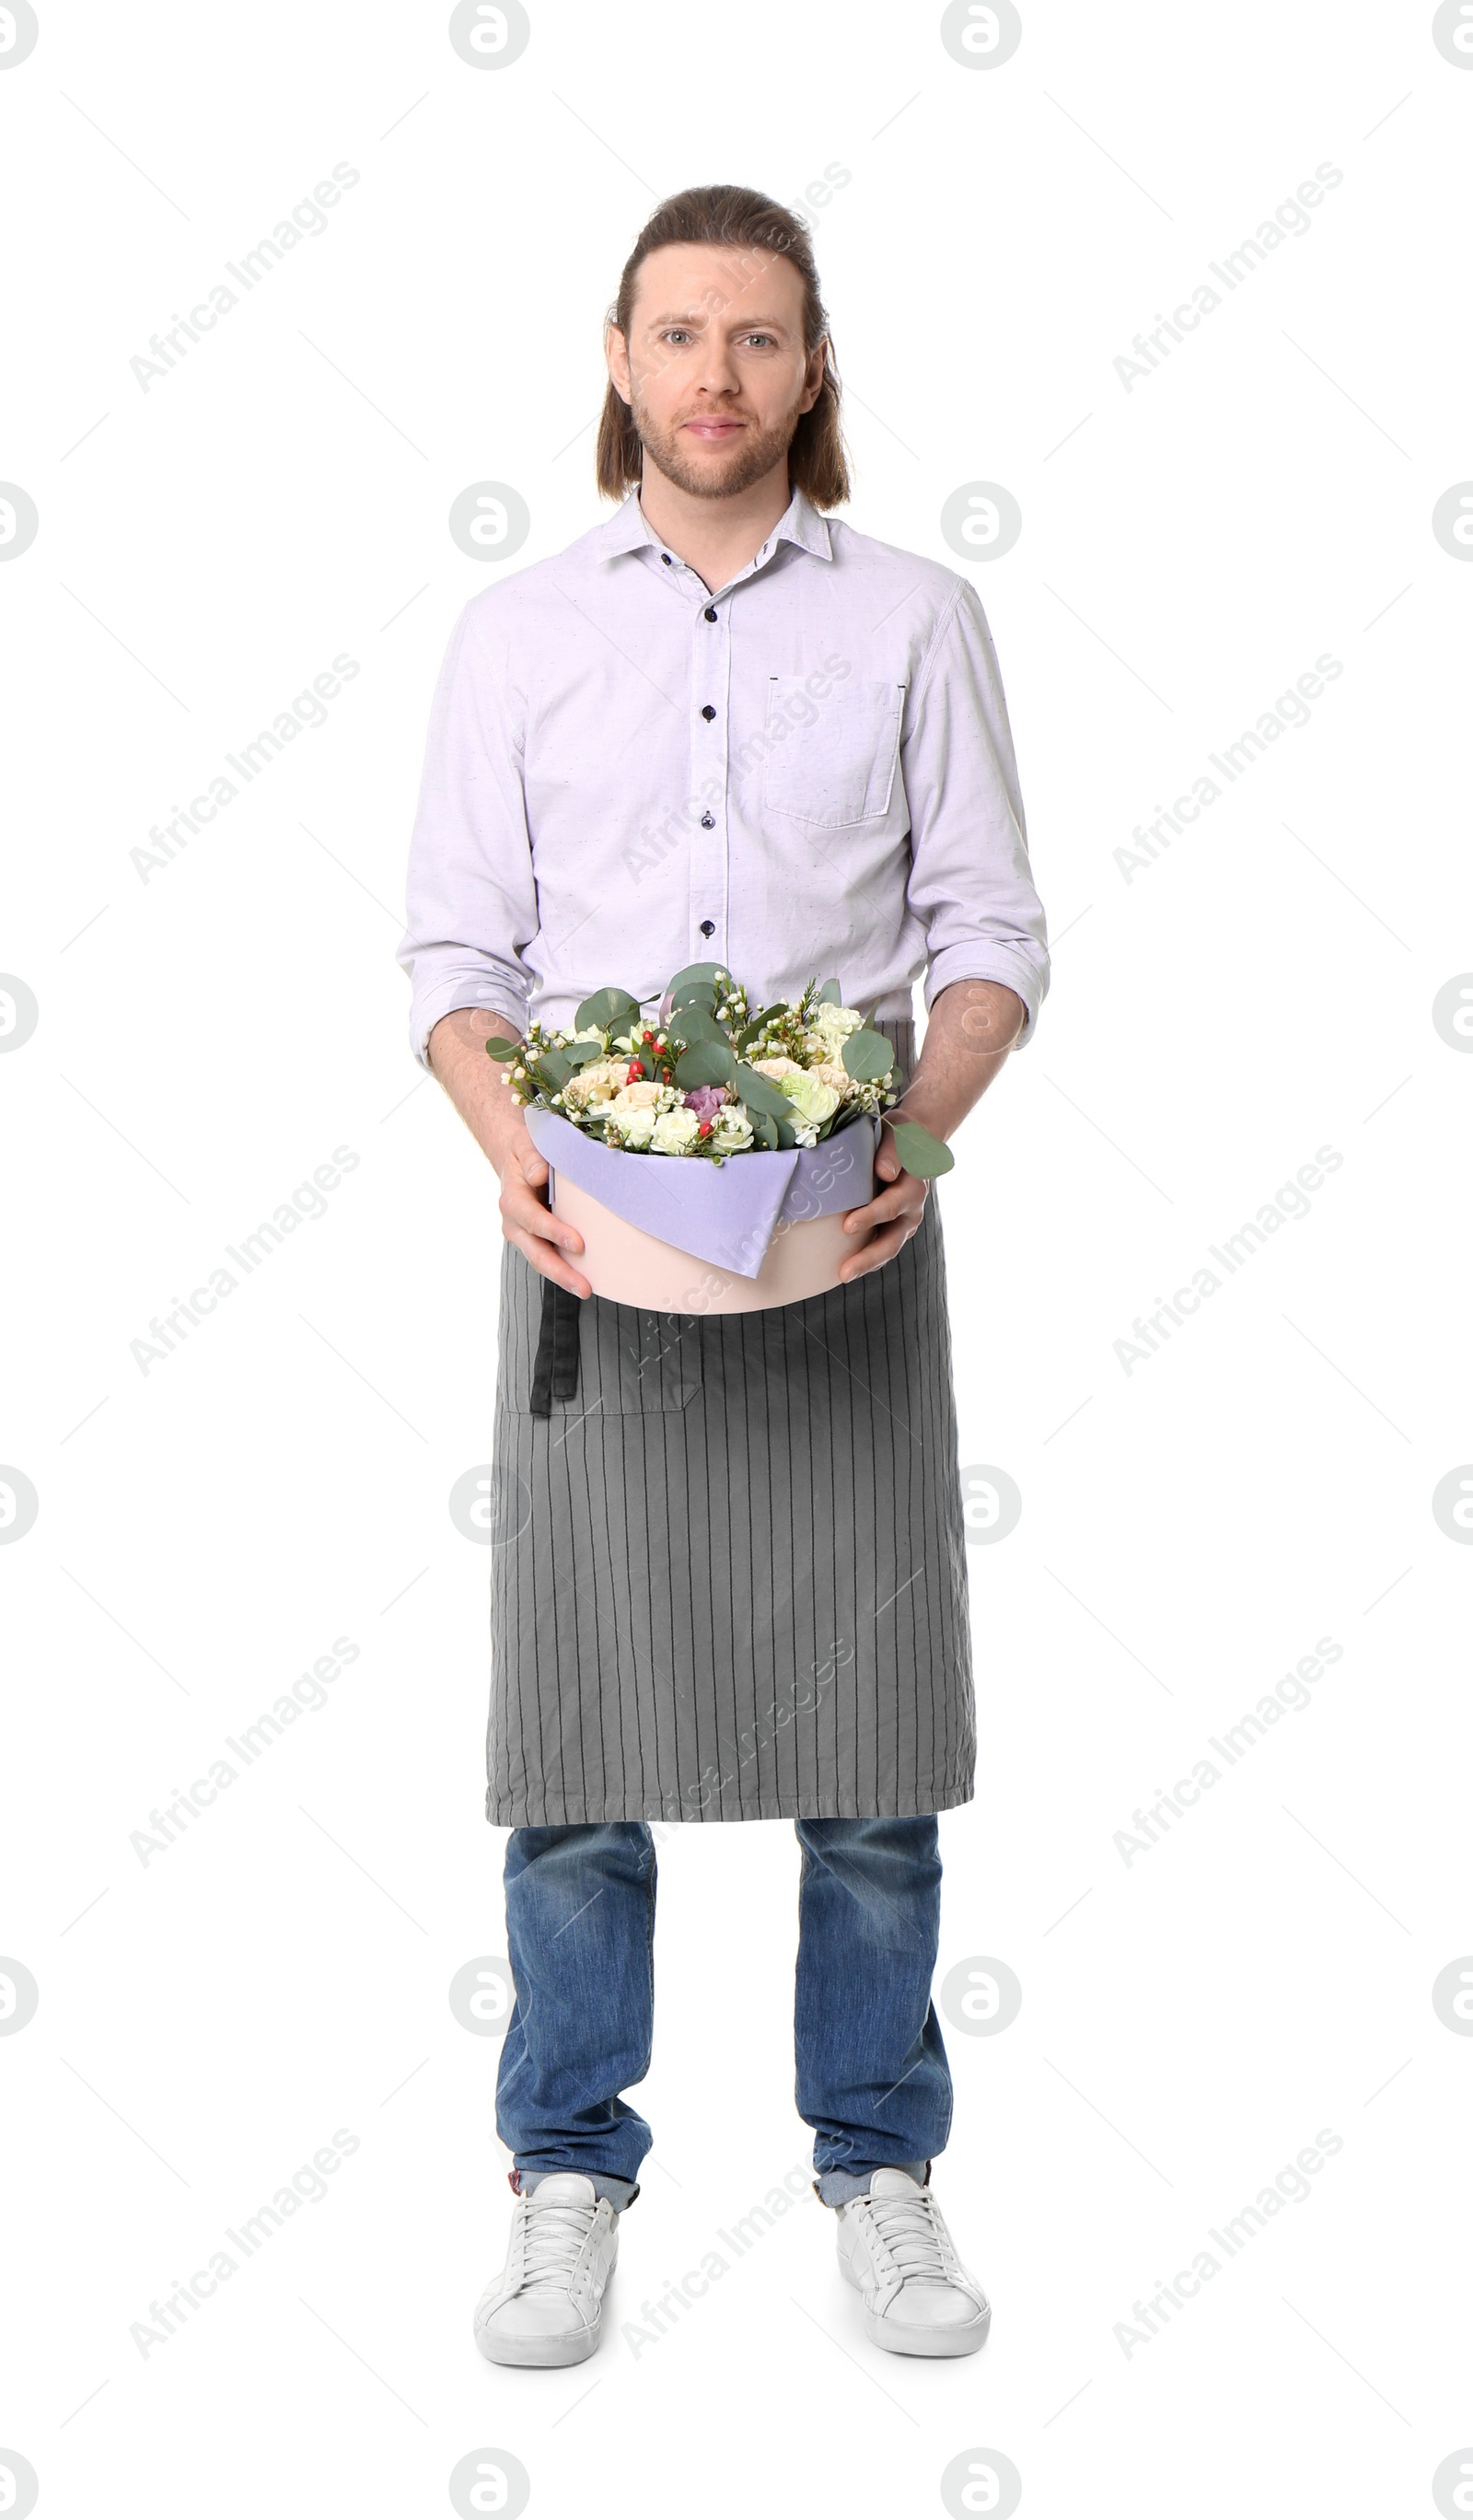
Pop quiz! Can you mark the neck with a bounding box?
[634,461,794,595]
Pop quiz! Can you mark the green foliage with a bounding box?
[887,1118,955,1179]
[674,1039,736,1088]
[664,961,729,999]
[483,1037,521,1062]
[666,1005,724,1045]
[841,1028,897,1084]
[818,977,843,1004]
[734,1062,797,1118]
[575,985,640,1031]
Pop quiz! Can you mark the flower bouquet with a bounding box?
[486,965,953,1313]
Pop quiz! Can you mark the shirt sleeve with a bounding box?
[899,578,1050,1047]
[396,599,539,1069]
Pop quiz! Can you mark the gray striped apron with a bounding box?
[484,1016,975,1826]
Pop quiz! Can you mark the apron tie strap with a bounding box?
[529,1278,583,1416]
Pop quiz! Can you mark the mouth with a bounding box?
[681,417,746,441]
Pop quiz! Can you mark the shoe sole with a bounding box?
[860,2301,991,2357]
[475,2316,603,2368]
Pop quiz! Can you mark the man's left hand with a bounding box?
[836,1121,932,1283]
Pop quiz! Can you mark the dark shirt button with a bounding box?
[703,606,717,621]
[699,919,715,936]
[701,704,716,722]
[661,552,672,563]
[700,812,714,829]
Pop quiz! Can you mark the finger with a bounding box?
[837,1224,910,1283]
[841,1189,925,1234]
[504,1190,585,1257]
[505,1223,592,1297]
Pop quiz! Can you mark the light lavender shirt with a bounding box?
[397,485,1049,1068]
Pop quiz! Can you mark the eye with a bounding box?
[741,332,777,349]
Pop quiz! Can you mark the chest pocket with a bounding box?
[762,678,904,830]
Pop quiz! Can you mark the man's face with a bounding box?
[608,241,827,501]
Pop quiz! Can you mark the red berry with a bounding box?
[698,1121,713,1137]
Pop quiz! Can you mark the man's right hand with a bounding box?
[497,1124,592,1298]
[424,1008,592,1299]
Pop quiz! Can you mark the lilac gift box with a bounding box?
[524,1105,879,1312]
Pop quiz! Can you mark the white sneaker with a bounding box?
[836,2167,991,2357]
[472,2173,619,2367]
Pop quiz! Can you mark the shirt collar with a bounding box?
[596,482,833,568]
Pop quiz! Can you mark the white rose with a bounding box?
[609,1079,663,1109]
[779,1070,841,1126]
[710,1106,754,1154]
[650,1107,702,1155]
[608,1104,656,1148]
[750,1055,804,1077]
[811,1004,864,1057]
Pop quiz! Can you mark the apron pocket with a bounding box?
[502,1248,702,1419]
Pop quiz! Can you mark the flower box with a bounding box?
[487,964,952,1315]
[525,1105,879,1312]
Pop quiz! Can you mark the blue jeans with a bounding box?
[495,1816,953,2211]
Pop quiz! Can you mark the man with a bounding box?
[398,185,1049,2367]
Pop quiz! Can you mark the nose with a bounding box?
[690,333,742,401]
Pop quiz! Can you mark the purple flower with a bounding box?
[682,1086,728,1121]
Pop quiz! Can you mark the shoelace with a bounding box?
[862,2187,953,2282]
[516,2196,598,2291]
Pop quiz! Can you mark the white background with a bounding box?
[3,2,1471,2514]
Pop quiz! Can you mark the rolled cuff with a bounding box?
[922,945,1047,1048]
[410,979,528,1072]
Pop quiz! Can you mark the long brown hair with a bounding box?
[596,184,851,510]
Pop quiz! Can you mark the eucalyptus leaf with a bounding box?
[562,1037,609,1067]
[664,960,730,999]
[667,981,717,1016]
[774,1115,797,1149]
[887,1118,955,1179]
[674,1039,736,1088]
[538,1047,573,1089]
[575,985,640,1032]
[734,1062,798,1119]
[841,1028,897,1084]
[483,1037,522,1062]
[818,977,843,1005]
[666,1005,724,1045]
[749,1112,779,1150]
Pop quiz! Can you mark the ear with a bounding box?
[606,323,632,405]
[797,338,829,416]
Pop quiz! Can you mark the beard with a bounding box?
[630,394,804,501]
